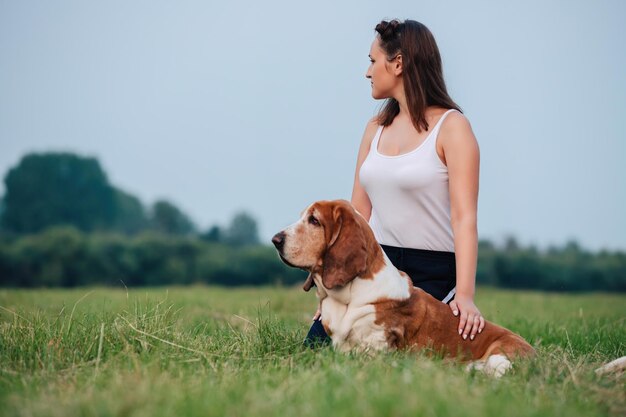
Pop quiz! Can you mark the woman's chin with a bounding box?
[370,88,387,100]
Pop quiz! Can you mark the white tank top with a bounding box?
[359,109,458,252]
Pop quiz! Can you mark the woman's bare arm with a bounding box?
[439,111,484,340]
[350,118,379,221]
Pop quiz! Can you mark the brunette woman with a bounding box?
[305,19,484,347]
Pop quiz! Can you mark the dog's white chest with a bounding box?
[314,270,409,352]
[320,298,389,352]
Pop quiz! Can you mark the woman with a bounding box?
[305,19,484,347]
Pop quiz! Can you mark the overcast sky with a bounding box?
[1,0,624,251]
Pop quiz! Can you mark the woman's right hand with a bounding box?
[313,307,321,321]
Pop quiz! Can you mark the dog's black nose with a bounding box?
[272,232,285,250]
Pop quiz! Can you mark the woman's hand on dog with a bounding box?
[449,296,485,340]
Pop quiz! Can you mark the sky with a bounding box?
[1,0,625,251]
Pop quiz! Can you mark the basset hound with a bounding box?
[272,199,535,377]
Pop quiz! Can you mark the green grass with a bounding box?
[0,286,624,417]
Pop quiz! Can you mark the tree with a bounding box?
[112,188,149,234]
[224,211,259,246]
[503,235,520,253]
[1,152,116,233]
[150,200,196,235]
[200,225,222,243]
[0,197,5,233]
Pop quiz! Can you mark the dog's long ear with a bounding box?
[302,273,315,292]
[321,203,368,289]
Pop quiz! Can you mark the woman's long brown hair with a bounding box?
[375,19,462,132]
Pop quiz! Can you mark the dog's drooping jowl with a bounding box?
[272,199,534,377]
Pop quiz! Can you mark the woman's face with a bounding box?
[366,38,402,100]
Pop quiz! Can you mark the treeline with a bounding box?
[0,226,304,287]
[476,238,626,292]
[0,227,624,291]
[0,152,298,287]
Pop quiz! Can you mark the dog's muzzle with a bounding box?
[272,231,297,267]
[271,231,285,252]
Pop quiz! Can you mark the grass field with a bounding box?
[0,285,624,417]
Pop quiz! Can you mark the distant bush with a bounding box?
[476,239,626,292]
[0,227,305,288]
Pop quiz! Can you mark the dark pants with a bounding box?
[304,244,456,348]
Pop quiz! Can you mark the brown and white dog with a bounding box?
[272,199,535,377]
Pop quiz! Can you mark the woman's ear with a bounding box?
[393,54,403,76]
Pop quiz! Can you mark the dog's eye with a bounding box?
[308,215,320,226]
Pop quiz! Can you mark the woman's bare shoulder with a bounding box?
[442,110,473,131]
[360,116,380,147]
[440,111,476,145]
